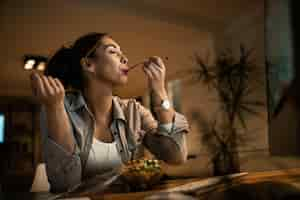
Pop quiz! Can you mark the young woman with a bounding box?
[30,32,190,192]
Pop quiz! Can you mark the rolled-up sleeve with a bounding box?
[137,102,190,165]
[40,106,82,193]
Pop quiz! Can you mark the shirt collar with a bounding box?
[66,90,126,122]
[111,95,127,122]
[66,90,85,111]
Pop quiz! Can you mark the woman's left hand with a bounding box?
[143,56,168,99]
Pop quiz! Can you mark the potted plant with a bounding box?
[188,45,265,175]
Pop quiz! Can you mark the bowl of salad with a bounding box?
[120,159,164,191]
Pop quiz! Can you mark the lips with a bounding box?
[120,69,129,75]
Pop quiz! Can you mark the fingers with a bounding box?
[143,65,154,80]
[143,58,164,80]
[149,56,164,69]
[48,76,59,93]
[30,72,64,98]
[148,63,161,79]
[41,75,55,95]
[30,72,65,107]
[54,78,65,92]
[147,56,165,74]
[30,72,46,98]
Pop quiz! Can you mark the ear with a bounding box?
[81,57,95,73]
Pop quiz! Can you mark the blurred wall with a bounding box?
[0,0,215,98]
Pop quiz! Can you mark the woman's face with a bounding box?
[88,36,129,86]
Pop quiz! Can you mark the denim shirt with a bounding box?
[40,90,190,192]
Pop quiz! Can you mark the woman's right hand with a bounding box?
[30,72,65,108]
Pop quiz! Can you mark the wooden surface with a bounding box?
[89,168,300,200]
[3,168,300,200]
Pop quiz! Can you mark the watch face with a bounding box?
[161,100,170,110]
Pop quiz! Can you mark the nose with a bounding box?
[120,54,128,65]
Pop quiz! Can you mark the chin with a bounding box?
[113,77,128,86]
[120,78,128,85]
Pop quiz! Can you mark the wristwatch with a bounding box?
[160,99,171,110]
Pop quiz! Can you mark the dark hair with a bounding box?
[44,32,109,91]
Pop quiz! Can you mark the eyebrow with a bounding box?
[85,42,121,58]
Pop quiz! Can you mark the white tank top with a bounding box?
[85,137,122,176]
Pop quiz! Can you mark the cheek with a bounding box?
[99,54,119,71]
[94,58,121,81]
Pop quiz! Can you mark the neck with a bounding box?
[83,79,113,125]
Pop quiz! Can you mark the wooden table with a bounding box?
[96,168,300,200]
[3,168,300,200]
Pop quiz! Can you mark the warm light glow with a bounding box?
[24,59,35,70]
[37,62,46,71]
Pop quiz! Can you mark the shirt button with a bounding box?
[119,149,123,153]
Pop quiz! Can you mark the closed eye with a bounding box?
[108,48,123,56]
[109,50,117,54]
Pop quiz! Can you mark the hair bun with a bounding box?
[45,46,79,88]
[44,32,108,91]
